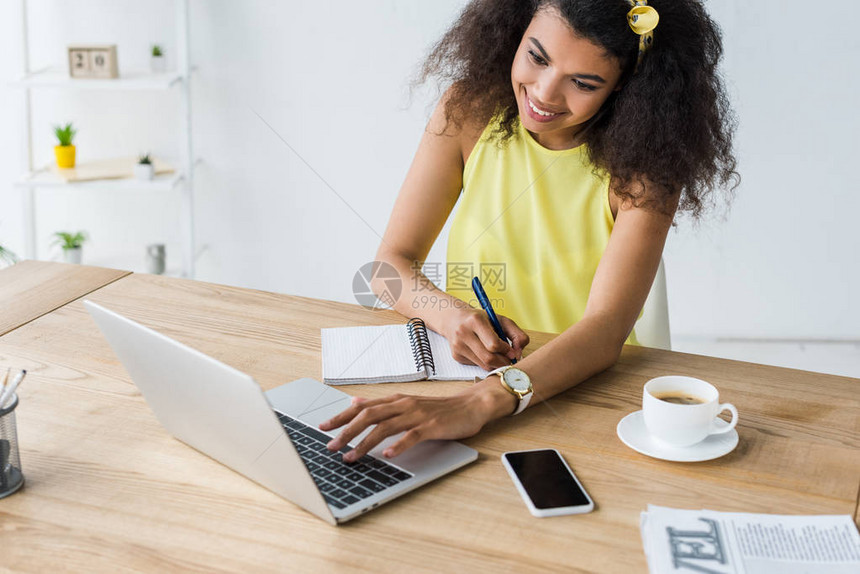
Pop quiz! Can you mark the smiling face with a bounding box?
[511,7,624,150]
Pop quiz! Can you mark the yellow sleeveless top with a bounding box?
[446,117,638,344]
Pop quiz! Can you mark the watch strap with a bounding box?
[486,366,510,378]
[512,389,531,415]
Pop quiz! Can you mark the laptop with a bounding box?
[84,301,478,525]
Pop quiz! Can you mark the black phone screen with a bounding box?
[504,449,590,509]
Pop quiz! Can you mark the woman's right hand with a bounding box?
[441,306,530,371]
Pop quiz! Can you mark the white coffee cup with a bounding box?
[642,376,738,448]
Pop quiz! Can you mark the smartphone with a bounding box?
[501,449,595,517]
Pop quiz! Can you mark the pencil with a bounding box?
[0,370,25,410]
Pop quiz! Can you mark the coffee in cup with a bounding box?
[642,376,738,448]
[651,392,706,406]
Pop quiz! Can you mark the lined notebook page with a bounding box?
[426,329,489,381]
[321,325,425,385]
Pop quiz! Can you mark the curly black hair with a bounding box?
[415,0,738,217]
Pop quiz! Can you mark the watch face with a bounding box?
[503,368,531,392]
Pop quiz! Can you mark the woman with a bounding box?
[321,0,737,462]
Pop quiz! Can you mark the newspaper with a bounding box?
[640,505,860,574]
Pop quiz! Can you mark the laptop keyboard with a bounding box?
[275,412,413,510]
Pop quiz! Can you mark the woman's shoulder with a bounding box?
[428,86,494,168]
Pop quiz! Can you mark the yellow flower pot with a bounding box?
[54,145,76,169]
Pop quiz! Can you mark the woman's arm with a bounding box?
[505,198,677,403]
[322,197,677,461]
[370,94,527,368]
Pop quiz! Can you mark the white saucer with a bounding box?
[616,410,738,462]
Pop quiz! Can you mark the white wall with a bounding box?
[665,1,860,341]
[187,0,465,297]
[1,0,858,343]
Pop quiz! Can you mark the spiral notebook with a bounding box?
[321,319,489,385]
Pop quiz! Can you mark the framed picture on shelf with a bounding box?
[68,44,119,79]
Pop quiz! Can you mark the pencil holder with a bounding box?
[0,395,24,499]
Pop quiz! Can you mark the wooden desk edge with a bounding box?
[0,261,132,337]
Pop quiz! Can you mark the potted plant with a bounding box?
[53,123,77,169]
[150,44,165,73]
[0,243,17,268]
[52,231,88,264]
[134,153,155,180]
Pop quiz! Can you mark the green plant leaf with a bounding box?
[51,230,88,249]
[0,245,17,266]
[53,122,77,146]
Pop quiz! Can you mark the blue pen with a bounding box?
[471,276,517,364]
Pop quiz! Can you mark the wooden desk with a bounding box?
[0,260,130,336]
[0,269,857,572]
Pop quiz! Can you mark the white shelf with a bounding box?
[11,68,184,91]
[16,168,184,191]
[16,0,196,278]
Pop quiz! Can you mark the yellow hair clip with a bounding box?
[626,0,659,68]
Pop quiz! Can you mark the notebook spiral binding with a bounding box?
[406,318,435,375]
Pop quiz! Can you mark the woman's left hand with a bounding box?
[319,380,515,462]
